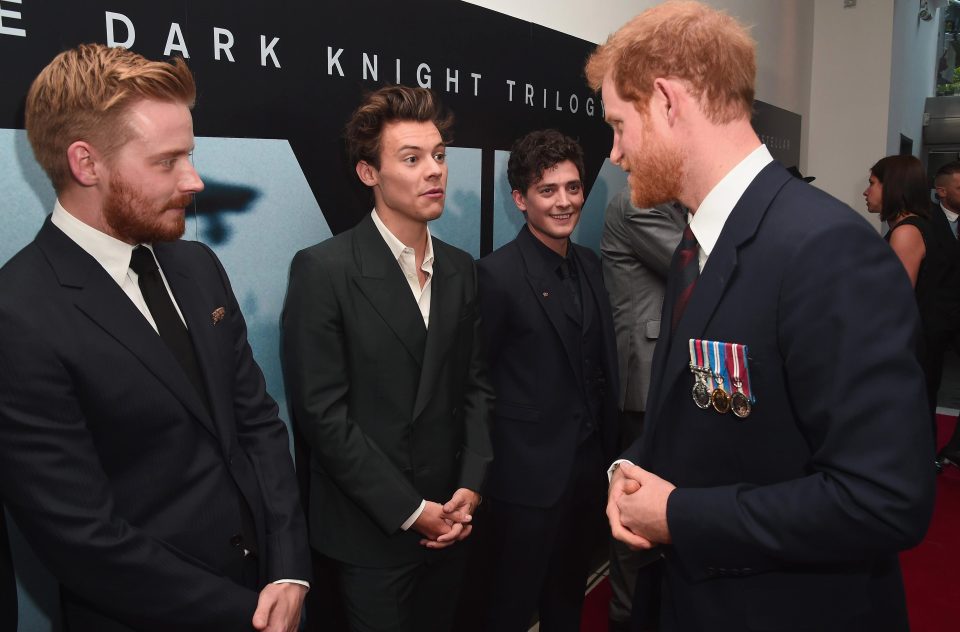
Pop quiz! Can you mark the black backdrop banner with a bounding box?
[1,0,800,253]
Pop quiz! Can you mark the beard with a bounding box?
[624,124,685,209]
[102,174,191,244]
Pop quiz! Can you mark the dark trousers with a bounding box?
[338,547,467,632]
[483,435,606,632]
[923,326,960,452]
[609,411,661,631]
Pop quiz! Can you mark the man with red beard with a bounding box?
[476,129,619,631]
[0,44,310,631]
[586,2,934,631]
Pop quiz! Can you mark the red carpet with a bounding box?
[579,413,960,631]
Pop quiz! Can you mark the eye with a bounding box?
[403,155,418,165]
[568,183,582,193]
[434,152,446,163]
[539,187,554,196]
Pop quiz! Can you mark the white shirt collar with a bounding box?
[940,202,959,223]
[688,145,773,268]
[50,200,151,285]
[370,208,434,267]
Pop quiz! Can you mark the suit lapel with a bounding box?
[351,215,427,367]
[647,162,792,428]
[36,221,217,438]
[412,245,459,419]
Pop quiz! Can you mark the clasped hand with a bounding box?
[413,487,479,549]
[608,462,676,550]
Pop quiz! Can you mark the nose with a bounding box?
[182,161,204,194]
[609,137,623,168]
[426,155,444,180]
[556,189,571,209]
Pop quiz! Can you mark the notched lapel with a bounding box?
[352,217,427,367]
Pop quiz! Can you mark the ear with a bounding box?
[512,189,528,212]
[66,141,102,187]
[935,184,946,200]
[652,77,684,127]
[356,160,379,187]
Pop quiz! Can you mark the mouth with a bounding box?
[421,188,444,199]
[550,213,574,221]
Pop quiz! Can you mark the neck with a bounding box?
[375,206,428,257]
[679,119,761,214]
[58,187,133,244]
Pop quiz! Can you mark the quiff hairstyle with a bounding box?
[870,155,931,223]
[344,84,453,171]
[935,160,960,185]
[507,129,585,195]
[25,43,196,192]
[585,0,756,124]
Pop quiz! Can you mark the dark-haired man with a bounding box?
[281,85,493,631]
[0,43,310,631]
[931,162,960,466]
[477,129,618,631]
[587,2,933,630]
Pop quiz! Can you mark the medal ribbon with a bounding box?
[723,343,755,403]
[712,341,729,390]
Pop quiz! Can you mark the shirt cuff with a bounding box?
[272,579,310,590]
[608,459,635,482]
[400,499,427,531]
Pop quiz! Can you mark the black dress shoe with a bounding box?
[936,447,960,469]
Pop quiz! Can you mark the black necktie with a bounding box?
[671,225,699,331]
[129,246,211,413]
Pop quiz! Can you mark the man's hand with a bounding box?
[412,501,455,544]
[428,488,480,547]
[252,582,307,632]
[615,462,676,546]
[608,464,653,550]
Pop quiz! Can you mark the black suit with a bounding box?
[623,162,935,631]
[921,203,960,415]
[281,214,493,630]
[0,218,310,631]
[477,226,618,631]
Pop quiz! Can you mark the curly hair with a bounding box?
[507,129,585,194]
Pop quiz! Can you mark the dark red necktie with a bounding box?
[672,224,699,331]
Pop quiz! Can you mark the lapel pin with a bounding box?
[542,291,549,298]
[211,306,225,324]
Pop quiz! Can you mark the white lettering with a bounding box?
[524,83,534,106]
[260,35,280,68]
[105,11,135,48]
[213,27,235,62]
[164,23,189,58]
[554,91,562,112]
[395,58,401,83]
[569,94,579,113]
[446,68,459,94]
[506,79,516,102]
[542,88,547,109]
[586,97,595,117]
[362,53,377,81]
[0,0,26,38]
[416,63,431,88]
[328,47,344,76]
[471,72,481,97]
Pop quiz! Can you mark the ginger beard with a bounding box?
[623,113,685,209]
[102,173,192,244]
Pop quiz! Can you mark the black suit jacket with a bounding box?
[0,218,310,631]
[625,162,936,631]
[924,202,960,333]
[281,213,493,567]
[477,227,619,508]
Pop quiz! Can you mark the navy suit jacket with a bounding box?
[478,226,619,507]
[0,219,310,631]
[624,162,936,631]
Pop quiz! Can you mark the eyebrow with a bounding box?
[396,142,446,153]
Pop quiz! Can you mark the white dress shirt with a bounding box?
[371,209,435,530]
[940,202,959,238]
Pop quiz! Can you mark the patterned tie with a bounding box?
[671,224,699,331]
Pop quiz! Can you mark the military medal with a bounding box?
[710,341,731,414]
[688,339,712,409]
[730,343,753,418]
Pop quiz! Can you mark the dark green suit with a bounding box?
[281,213,493,629]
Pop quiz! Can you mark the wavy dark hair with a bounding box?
[507,129,585,194]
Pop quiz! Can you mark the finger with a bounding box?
[423,537,457,549]
[611,521,652,549]
[618,462,644,480]
[436,521,464,542]
[440,509,472,523]
[622,479,641,494]
[456,524,473,541]
[252,589,277,630]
